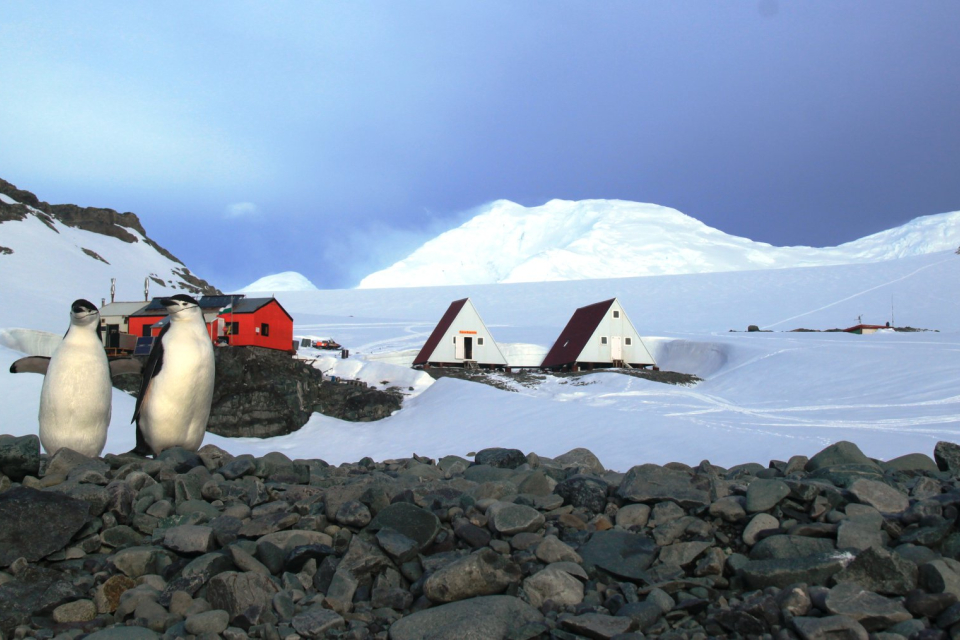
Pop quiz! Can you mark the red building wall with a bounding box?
[128,315,165,338]
[221,301,293,351]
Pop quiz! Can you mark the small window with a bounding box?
[142,325,151,337]
[625,337,632,346]
[613,310,620,318]
[261,323,270,337]
[601,336,608,345]
[229,322,240,335]
[452,336,457,343]
[477,337,484,346]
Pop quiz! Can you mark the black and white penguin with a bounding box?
[9,299,118,456]
[132,294,215,455]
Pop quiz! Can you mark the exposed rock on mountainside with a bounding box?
[0,438,959,638]
[0,178,220,297]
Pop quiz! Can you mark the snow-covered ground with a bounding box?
[2,246,958,472]
[359,199,960,288]
[235,271,319,294]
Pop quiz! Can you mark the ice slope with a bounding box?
[358,199,960,288]
[0,196,213,333]
[236,271,319,293]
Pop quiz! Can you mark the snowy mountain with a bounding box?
[0,179,219,332]
[359,199,960,288]
[235,271,319,293]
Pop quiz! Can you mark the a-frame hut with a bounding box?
[413,298,508,369]
[541,298,656,371]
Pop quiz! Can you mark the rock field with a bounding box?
[2,433,960,640]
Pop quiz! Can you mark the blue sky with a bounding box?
[1,2,958,290]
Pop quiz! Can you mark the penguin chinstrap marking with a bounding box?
[133,294,215,455]
[34,299,112,457]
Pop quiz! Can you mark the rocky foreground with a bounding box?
[2,438,960,640]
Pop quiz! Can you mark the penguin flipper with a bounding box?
[9,356,51,374]
[132,324,167,425]
[109,358,143,377]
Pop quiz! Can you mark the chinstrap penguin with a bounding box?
[133,294,215,455]
[9,299,114,456]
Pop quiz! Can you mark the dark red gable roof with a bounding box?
[541,299,616,368]
[413,298,469,365]
[229,298,294,322]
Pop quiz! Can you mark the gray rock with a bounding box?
[523,566,585,608]
[376,527,420,564]
[45,446,109,478]
[0,434,40,481]
[163,524,216,555]
[837,519,883,552]
[111,546,173,579]
[562,612,633,639]
[237,510,300,537]
[751,535,835,560]
[474,447,527,469]
[658,540,713,566]
[616,503,651,529]
[84,628,160,639]
[0,565,83,635]
[792,614,868,640]
[292,606,346,637]
[823,582,912,631]
[336,499,372,528]
[367,501,442,551]
[882,452,938,473]
[805,441,879,472]
[554,447,605,474]
[535,535,582,564]
[919,559,960,598]
[185,609,230,635]
[710,495,747,523]
[578,530,657,581]
[834,546,917,596]
[555,474,608,512]
[487,502,544,535]
[741,552,851,590]
[847,479,909,513]
[617,601,663,630]
[517,470,556,496]
[220,457,256,480]
[256,530,333,575]
[438,455,470,476]
[935,441,960,473]
[0,486,90,566]
[207,571,279,625]
[52,598,97,623]
[388,595,543,640]
[742,513,780,546]
[745,478,791,513]
[424,547,521,603]
[618,464,710,508]
[463,465,515,484]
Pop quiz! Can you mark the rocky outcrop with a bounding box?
[115,346,403,438]
[0,439,959,638]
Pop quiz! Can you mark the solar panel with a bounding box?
[133,337,154,356]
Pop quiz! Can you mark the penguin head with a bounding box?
[161,294,202,321]
[69,299,100,327]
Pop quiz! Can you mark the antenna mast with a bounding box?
[144,277,149,302]
[110,278,116,303]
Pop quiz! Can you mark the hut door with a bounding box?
[107,325,120,349]
[454,336,464,359]
[464,337,473,360]
[611,336,622,360]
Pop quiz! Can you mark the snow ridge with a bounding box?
[358,199,960,288]
[236,271,319,293]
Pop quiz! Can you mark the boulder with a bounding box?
[0,434,40,481]
[424,548,521,603]
[617,464,710,508]
[388,595,543,640]
[579,530,657,581]
[0,486,91,566]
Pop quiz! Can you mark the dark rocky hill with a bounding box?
[1,436,960,639]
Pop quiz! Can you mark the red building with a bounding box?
[128,295,294,351]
